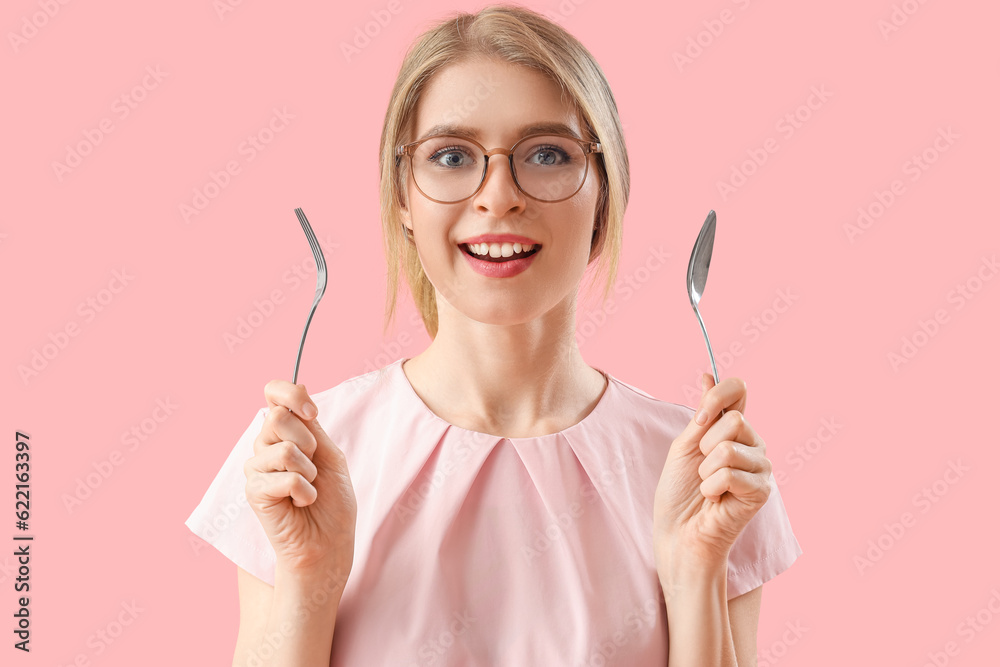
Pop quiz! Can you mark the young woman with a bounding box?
[186,6,801,666]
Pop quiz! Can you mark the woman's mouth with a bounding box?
[460,242,541,263]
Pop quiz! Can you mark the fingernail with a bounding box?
[695,409,707,425]
[302,403,316,419]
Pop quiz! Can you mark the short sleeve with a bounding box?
[184,406,278,586]
[725,472,802,600]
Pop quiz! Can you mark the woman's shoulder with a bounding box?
[608,369,694,410]
[309,362,400,417]
[603,370,697,433]
[299,360,419,449]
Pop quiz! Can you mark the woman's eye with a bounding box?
[528,146,570,166]
[429,148,473,168]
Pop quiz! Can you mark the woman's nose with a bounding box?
[473,155,526,214]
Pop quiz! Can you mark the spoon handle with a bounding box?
[693,303,726,418]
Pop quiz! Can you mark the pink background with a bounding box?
[3,0,998,664]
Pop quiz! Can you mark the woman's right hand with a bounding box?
[244,380,357,584]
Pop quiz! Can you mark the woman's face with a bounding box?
[400,58,602,327]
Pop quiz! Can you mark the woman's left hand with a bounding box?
[653,373,772,566]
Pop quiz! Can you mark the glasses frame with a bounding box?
[395,132,603,204]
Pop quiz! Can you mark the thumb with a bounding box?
[303,415,336,466]
[296,401,325,438]
[305,412,327,438]
[698,373,715,400]
[305,413,342,459]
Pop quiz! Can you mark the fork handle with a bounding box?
[286,304,319,414]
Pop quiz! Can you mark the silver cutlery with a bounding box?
[287,208,327,412]
[686,209,725,417]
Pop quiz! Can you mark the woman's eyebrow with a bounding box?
[416,122,582,142]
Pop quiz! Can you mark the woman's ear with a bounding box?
[397,181,411,223]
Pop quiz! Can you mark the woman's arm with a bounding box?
[659,554,760,667]
[728,585,762,666]
[233,564,347,667]
[653,374,773,666]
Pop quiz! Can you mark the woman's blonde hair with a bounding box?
[378,3,630,339]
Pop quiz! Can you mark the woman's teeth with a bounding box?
[462,242,539,262]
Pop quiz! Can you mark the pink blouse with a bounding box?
[185,357,802,665]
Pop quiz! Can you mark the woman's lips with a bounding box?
[460,243,539,262]
[459,243,539,278]
[458,234,540,246]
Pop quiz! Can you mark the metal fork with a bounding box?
[291,207,327,386]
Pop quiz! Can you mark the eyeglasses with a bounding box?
[395,133,603,204]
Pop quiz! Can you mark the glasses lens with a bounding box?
[409,135,589,202]
[512,135,588,201]
[410,136,484,203]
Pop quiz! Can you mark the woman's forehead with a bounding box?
[410,59,585,143]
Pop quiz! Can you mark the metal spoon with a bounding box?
[686,209,725,417]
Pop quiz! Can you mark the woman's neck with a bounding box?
[402,302,607,438]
